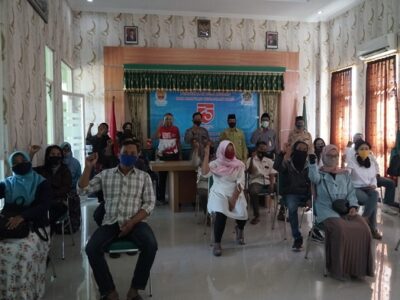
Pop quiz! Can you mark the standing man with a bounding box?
[287,116,314,154]
[246,141,277,224]
[250,112,278,159]
[79,140,157,300]
[156,112,181,204]
[220,114,248,162]
[184,112,210,161]
[86,122,115,170]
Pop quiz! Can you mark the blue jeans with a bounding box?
[355,188,378,230]
[285,194,308,239]
[85,222,158,296]
[377,176,397,206]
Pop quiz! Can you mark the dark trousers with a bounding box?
[377,176,397,207]
[85,222,158,296]
[249,183,270,218]
[158,171,168,202]
[214,212,246,243]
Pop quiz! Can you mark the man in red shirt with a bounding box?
[156,113,181,204]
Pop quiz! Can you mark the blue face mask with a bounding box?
[120,154,138,167]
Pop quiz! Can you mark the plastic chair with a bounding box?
[105,239,153,297]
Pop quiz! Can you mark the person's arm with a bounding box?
[201,143,211,175]
[28,145,41,161]
[86,123,94,141]
[228,168,244,211]
[78,153,101,195]
[307,154,321,184]
[269,173,276,193]
[246,154,256,174]
[250,129,259,145]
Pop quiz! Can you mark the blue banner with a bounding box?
[149,91,259,148]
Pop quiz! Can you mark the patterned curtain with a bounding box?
[126,92,147,144]
[366,56,398,175]
[261,92,280,136]
[330,68,352,160]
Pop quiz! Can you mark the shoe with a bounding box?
[109,253,121,259]
[100,290,119,300]
[235,225,245,245]
[213,243,222,256]
[277,209,285,221]
[292,237,303,251]
[126,288,143,300]
[250,217,260,225]
[309,228,325,243]
[371,229,382,240]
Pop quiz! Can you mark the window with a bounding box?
[45,46,54,144]
[365,55,398,175]
[61,61,73,92]
[330,68,352,161]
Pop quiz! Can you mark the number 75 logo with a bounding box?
[197,103,214,124]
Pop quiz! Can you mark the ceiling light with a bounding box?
[87,0,93,3]
[317,11,322,15]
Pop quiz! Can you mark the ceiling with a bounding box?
[67,0,364,22]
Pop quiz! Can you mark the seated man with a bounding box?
[273,141,311,251]
[246,141,277,224]
[78,139,157,300]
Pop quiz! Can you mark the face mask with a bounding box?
[228,122,236,128]
[257,152,268,159]
[12,162,32,175]
[292,150,308,169]
[120,154,138,167]
[358,150,369,160]
[48,156,62,166]
[261,121,269,128]
[193,120,201,126]
[225,149,235,160]
[295,123,304,129]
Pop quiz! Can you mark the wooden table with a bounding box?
[150,160,197,212]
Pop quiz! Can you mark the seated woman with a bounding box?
[0,151,51,300]
[201,140,247,257]
[34,145,72,233]
[308,145,374,280]
[346,140,382,239]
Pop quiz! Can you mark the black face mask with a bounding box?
[12,162,32,175]
[48,156,62,166]
[357,156,371,168]
[257,152,268,159]
[228,122,236,128]
[292,150,308,170]
[193,120,201,126]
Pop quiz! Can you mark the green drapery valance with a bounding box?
[124,64,285,92]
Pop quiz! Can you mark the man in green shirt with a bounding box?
[220,114,248,162]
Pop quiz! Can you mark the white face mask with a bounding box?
[261,121,269,128]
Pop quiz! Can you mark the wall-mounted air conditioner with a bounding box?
[357,33,398,61]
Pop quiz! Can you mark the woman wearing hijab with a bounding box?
[201,140,247,256]
[308,145,373,280]
[34,145,72,232]
[0,151,51,299]
[346,140,381,239]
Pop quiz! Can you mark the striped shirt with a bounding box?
[78,167,155,226]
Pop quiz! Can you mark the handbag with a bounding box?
[0,204,30,239]
[322,177,350,216]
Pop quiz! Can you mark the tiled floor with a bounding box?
[43,200,400,300]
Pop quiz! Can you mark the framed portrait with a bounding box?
[266,31,278,49]
[124,26,138,45]
[27,0,49,24]
[197,19,211,38]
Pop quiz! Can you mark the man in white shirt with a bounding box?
[246,141,277,224]
[78,140,157,300]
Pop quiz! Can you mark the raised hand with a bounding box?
[85,153,98,168]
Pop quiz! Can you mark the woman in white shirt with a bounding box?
[201,140,247,256]
[347,140,381,239]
